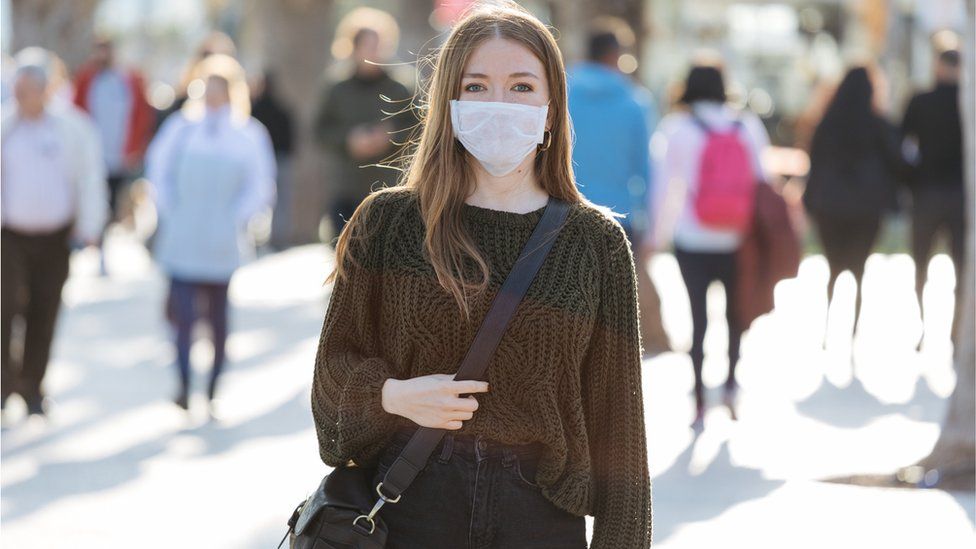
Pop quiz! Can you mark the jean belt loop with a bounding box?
[437,433,455,463]
[474,435,488,462]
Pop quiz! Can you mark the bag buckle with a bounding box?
[352,482,400,536]
[375,481,401,504]
[352,514,376,535]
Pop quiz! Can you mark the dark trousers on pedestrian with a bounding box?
[675,246,742,405]
[107,172,130,223]
[371,426,587,549]
[1,226,71,406]
[169,277,230,399]
[811,211,881,331]
[912,186,965,337]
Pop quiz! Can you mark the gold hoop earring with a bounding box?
[539,130,552,151]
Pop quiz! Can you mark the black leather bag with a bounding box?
[286,466,387,548]
[279,197,571,549]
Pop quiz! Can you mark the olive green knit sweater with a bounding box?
[311,187,652,548]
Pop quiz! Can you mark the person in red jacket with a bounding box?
[73,37,153,273]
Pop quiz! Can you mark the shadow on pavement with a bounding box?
[794,376,945,429]
[652,433,783,543]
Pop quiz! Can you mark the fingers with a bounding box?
[432,398,477,430]
[444,395,479,412]
[446,380,489,395]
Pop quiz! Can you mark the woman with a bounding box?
[803,66,901,347]
[649,64,770,429]
[311,2,651,548]
[146,54,275,413]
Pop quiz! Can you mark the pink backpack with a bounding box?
[693,117,757,232]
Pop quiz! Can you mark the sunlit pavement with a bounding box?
[1,231,973,548]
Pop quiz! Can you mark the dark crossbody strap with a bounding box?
[368,196,571,510]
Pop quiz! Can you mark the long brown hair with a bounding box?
[329,1,582,320]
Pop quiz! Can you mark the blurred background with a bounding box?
[0,0,973,547]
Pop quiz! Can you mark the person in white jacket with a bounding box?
[1,47,108,417]
[145,54,275,414]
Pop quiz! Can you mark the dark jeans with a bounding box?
[912,186,965,334]
[811,211,882,331]
[169,277,229,398]
[107,172,131,223]
[1,226,71,404]
[372,427,587,549]
[813,211,881,283]
[675,247,741,404]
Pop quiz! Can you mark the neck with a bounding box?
[356,65,383,79]
[466,155,548,213]
[20,105,45,120]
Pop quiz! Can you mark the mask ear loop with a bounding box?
[539,130,552,151]
[538,102,552,151]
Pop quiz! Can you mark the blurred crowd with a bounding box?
[0,7,966,430]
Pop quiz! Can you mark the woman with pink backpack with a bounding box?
[648,63,770,430]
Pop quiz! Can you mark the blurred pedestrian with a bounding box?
[153,32,239,328]
[314,11,413,240]
[73,37,154,275]
[155,31,237,132]
[901,49,964,348]
[305,2,650,546]
[1,48,108,417]
[250,70,295,250]
[651,63,770,429]
[568,18,670,356]
[146,54,275,414]
[804,66,902,347]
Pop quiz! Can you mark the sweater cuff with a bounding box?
[336,357,401,465]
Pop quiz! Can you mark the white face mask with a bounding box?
[450,99,549,177]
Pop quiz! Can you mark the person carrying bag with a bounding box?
[285,3,652,548]
[282,197,570,548]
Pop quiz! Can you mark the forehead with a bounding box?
[15,68,46,88]
[463,37,544,78]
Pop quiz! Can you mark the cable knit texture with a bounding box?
[311,187,652,548]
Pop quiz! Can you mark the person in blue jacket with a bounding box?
[568,20,669,355]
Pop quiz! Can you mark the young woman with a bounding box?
[649,64,770,429]
[146,54,275,413]
[310,2,651,548]
[804,66,902,347]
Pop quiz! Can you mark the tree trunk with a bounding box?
[242,0,337,245]
[916,0,976,490]
[8,0,99,71]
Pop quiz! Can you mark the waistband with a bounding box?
[1,224,72,240]
[391,426,544,460]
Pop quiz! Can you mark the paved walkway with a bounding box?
[1,233,973,548]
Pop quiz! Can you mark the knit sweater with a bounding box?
[311,187,652,548]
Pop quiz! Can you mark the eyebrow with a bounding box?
[462,71,540,79]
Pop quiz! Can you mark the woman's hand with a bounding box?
[381,374,489,430]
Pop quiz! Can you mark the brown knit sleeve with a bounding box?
[582,221,653,548]
[311,192,403,468]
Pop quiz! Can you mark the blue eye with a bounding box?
[464,83,485,92]
[513,83,533,92]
